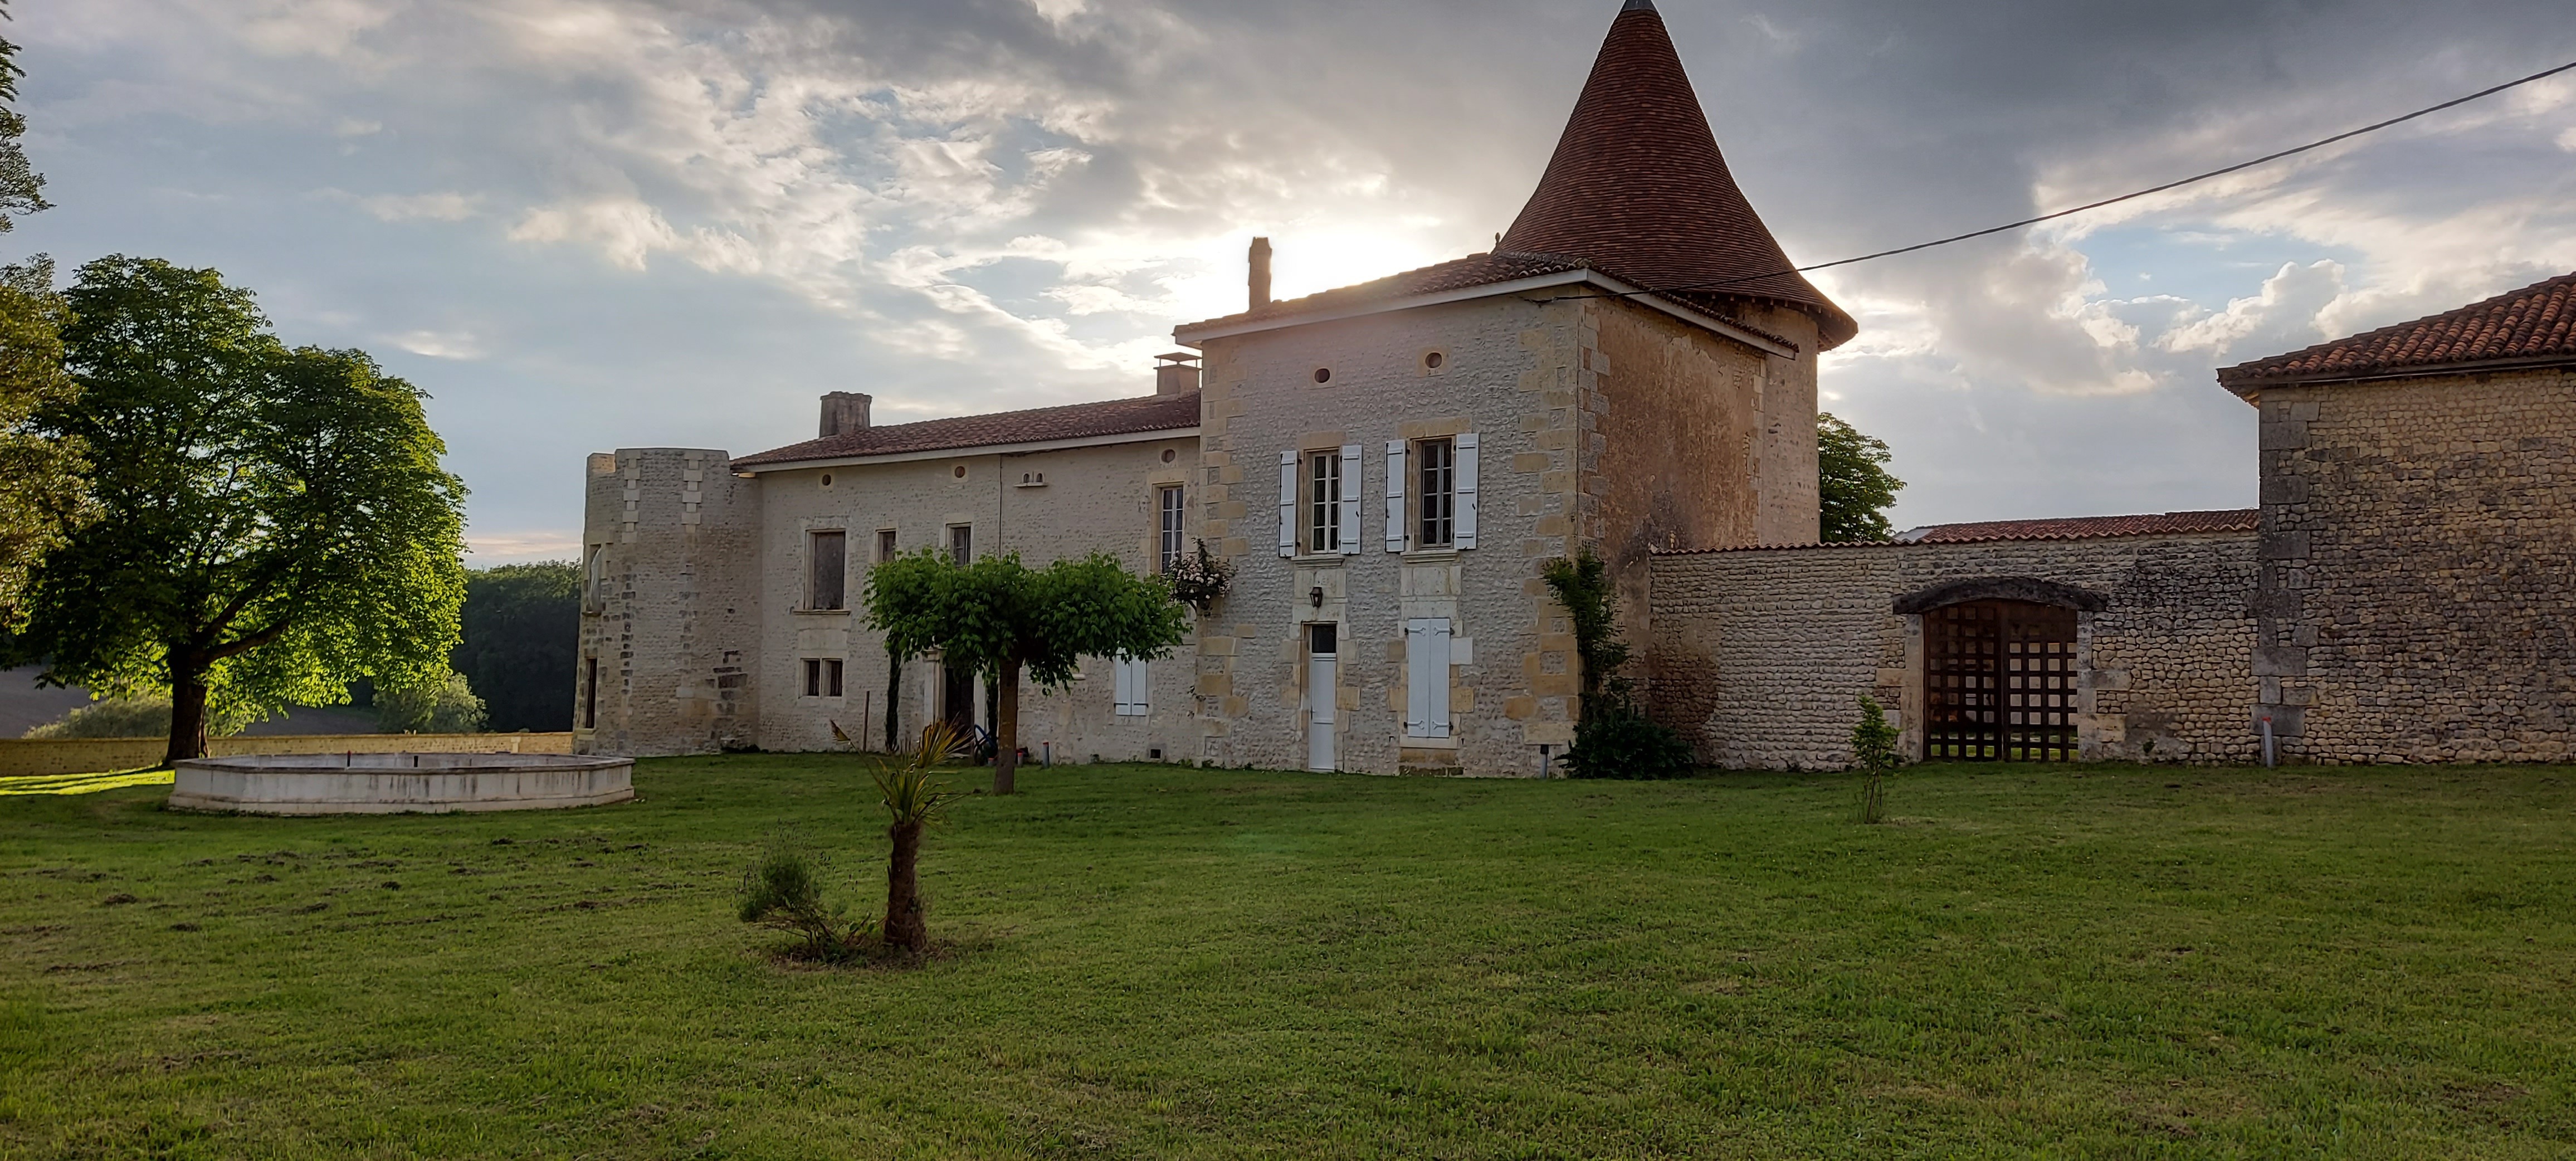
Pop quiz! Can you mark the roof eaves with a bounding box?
[1175,266,1800,358]
[733,423,1199,475]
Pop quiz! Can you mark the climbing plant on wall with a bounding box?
[1539,549,1694,779]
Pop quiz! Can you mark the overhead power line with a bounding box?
[1583,57,2576,302]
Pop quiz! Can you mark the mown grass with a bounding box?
[3,758,2572,1159]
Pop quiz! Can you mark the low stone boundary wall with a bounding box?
[0,733,574,779]
[1646,531,2258,768]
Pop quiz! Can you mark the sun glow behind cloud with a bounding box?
[17,0,2576,548]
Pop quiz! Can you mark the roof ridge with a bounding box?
[734,389,1200,469]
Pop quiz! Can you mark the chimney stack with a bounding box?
[818,391,872,437]
[1154,352,1201,396]
[1248,236,1272,311]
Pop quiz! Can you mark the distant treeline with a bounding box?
[455,562,580,733]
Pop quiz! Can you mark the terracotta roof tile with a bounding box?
[2218,271,2576,391]
[1174,250,1802,352]
[1496,2,1856,349]
[1655,508,2261,554]
[733,391,1199,470]
[1897,509,2261,544]
[1175,252,1586,334]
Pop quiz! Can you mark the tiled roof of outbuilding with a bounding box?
[2218,271,2576,391]
[1896,509,2262,544]
[1495,0,1856,350]
[733,391,1199,470]
[1655,508,2262,554]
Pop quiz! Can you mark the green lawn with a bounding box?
[3,758,2572,1159]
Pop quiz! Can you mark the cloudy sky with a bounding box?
[12,0,2575,559]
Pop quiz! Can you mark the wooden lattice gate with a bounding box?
[1924,599,2079,762]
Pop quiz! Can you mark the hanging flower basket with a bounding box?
[1168,539,1232,612]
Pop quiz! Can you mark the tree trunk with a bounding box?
[884,645,902,753]
[882,817,926,951]
[992,659,1021,796]
[165,651,211,765]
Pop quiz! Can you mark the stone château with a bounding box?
[577,1,2576,770]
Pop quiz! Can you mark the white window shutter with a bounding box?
[1384,441,1407,553]
[1112,655,1133,714]
[1455,432,1479,550]
[1338,444,1362,555]
[1277,450,1296,558]
[1404,621,1432,736]
[1131,657,1148,715]
[1427,619,1452,737]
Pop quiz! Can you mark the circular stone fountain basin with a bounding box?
[169,753,635,815]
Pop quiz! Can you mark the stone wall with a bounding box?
[747,435,1203,763]
[1588,297,1817,685]
[2253,367,2576,763]
[1191,296,1573,776]
[1647,531,2259,768]
[575,449,764,756]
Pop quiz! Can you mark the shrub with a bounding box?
[737,840,869,962]
[23,696,251,739]
[374,671,486,734]
[1851,695,1900,823]
[1562,689,1696,779]
[1541,549,1695,779]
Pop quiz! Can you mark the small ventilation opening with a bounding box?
[1149,748,1163,760]
[1311,368,1331,384]
[953,464,967,479]
[1423,352,1445,370]
[1162,448,1178,464]
[819,473,833,487]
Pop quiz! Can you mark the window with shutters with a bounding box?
[1157,485,1186,573]
[808,530,847,610]
[1415,438,1456,548]
[1305,451,1342,553]
[1113,655,1150,716]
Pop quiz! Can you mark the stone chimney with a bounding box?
[1248,237,1272,311]
[1154,352,1201,396]
[818,391,871,437]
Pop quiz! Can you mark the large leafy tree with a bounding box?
[0,0,52,233]
[865,550,1187,795]
[9,257,469,763]
[1818,412,1906,543]
[0,3,77,627]
[0,259,81,627]
[454,561,580,731]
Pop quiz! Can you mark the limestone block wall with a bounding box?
[1190,297,1576,777]
[2253,367,2576,763]
[576,448,763,756]
[1648,531,2258,768]
[747,435,1203,763]
[1586,297,1817,682]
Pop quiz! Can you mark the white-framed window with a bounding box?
[1158,485,1186,573]
[1306,451,1341,553]
[1384,433,1478,552]
[1416,437,1456,548]
[1113,655,1150,717]
[1404,618,1453,738]
[808,530,847,610]
[802,658,845,698]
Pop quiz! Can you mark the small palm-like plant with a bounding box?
[876,721,973,952]
[738,837,869,960]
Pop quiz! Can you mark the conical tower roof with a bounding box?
[1499,0,1856,349]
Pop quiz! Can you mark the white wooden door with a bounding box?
[1306,625,1338,772]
